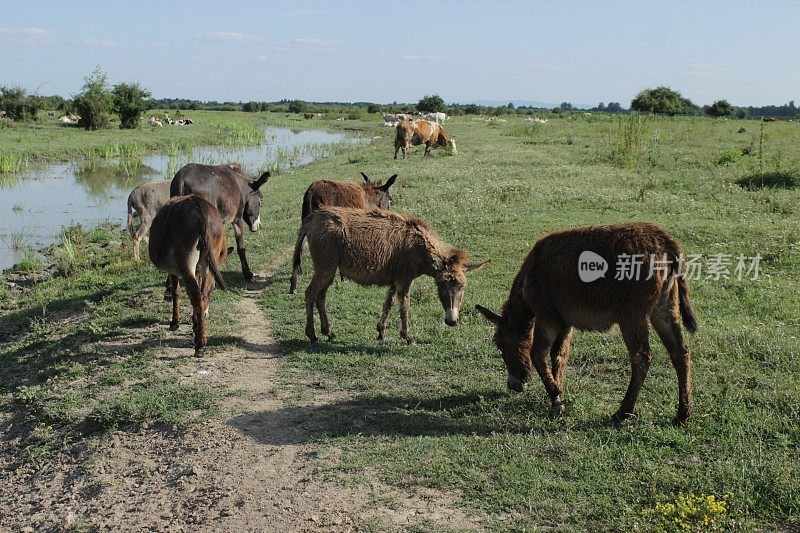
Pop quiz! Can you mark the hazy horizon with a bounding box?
[2,0,797,108]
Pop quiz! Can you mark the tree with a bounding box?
[73,67,113,130]
[606,102,623,113]
[367,103,380,114]
[417,94,445,113]
[706,99,734,118]
[630,86,698,116]
[112,82,151,128]
[560,102,574,111]
[0,86,40,121]
[464,104,480,115]
[288,100,306,113]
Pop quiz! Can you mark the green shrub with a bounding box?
[0,86,40,121]
[113,82,151,129]
[73,67,113,130]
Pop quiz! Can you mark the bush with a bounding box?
[288,100,307,113]
[113,82,151,129]
[631,86,698,116]
[73,67,113,130]
[417,94,445,113]
[367,104,380,114]
[707,99,734,118]
[0,86,40,121]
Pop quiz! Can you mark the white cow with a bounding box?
[149,116,163,127]
[422,112,447,124]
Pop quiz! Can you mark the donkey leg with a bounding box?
[168,274,180,330]
[305,269,334,344]
[397,282,414,344]
[316,275,336,340]
[550,327,573,389]
[651,307,693,425]
[134,215,153,262]
[615,320,653,422]
[233,220,254,281]
[377,285,397,341]
[182,275,205,356]
[529,320,564,416]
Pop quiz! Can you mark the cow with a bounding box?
[289,172,398,293]
[148,195,233,356]
[170,163,270,281]
[127,180,172,261]
[422,112,447,123]
[300,207,488,344]
[476,222,697,425]
[394,120,457,159]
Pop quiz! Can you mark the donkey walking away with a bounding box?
[127,180,172,262]
[289,172,398,294]
[149,195,233,356]
[171,163,270,281]
[476,222,697,425]
[301,207,488,344]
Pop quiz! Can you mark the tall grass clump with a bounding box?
[0,153,28,174]
[608,112,650,168]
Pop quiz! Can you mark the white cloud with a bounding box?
[80,38,116,48]
[401,54,452,62]
[195,32,267,44]
[0,27,55,45]
[288,38,340,53]
[256,54,267,62]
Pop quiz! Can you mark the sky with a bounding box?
[1,0,798,107]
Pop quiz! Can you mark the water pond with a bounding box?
[0,127,361,271]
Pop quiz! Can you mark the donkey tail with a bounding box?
[677,276,697,333]
[195,197,227,291]
[126,197,136,238]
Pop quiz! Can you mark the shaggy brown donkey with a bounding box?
[149,195,233,356]
[476,222,697,425]
[301,207,488,344]
[289,172,398,293]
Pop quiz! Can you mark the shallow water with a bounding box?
[0,127,360,271]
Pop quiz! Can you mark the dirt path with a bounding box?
[2,255,486,532]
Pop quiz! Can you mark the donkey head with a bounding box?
[475,304,533,392]
[433,251,490,327]
[361,172,397,209]
[243,171,270,232]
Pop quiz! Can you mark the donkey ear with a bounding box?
[475,304,501,324]
[360,171,371,183]
[251,171,270,190]
[465,259,490,272]
[379,174,398,191]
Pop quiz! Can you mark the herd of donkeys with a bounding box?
[127,160,698,425]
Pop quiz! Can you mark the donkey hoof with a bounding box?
[550,402,565,418]
[309,338,319,346]
[194,347,205,357]
[611,410,637,425]
[169,322,179,331]
[403,336,416,345]
[163,291,172,301]
[325,332,336,340]
[243,272,255,282]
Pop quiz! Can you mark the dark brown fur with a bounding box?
[289,172,397,293]
[148,195,233,356]
[476,222,697,425]
[301,207,488,344]
[170,163,269,281]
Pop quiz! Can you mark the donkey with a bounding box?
[171,163,270,281]
[288,172,398,294]
[300,207,488,344]
[148,195,233,356]
[127,180,172,261]
[476,222,697,425]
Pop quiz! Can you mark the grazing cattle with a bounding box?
[476,222,697,425]
[394,120,457,159]
[127,180,172,261]
[149,116,163,127]
[170,163,270,281]
[422,112,447,123]
[149,195,233,356]
[289,172,398,293]
[300,207,488,344]
[303,113,315,119]
[58,115,74,124]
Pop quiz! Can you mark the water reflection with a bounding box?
[0,126,361,271]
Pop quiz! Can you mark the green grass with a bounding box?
[1,112,798,530]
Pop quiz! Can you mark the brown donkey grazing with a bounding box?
[301,207,489,344]
[171,163,270,281]
[288,172,398,293]
[476,222,697,425]
[149,195,233,356]
[126,180,172,261]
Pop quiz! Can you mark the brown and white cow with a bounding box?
[394,120,457,159]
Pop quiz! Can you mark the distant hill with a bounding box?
[466,99,595,110]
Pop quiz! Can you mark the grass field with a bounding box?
[1,111,798,531]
